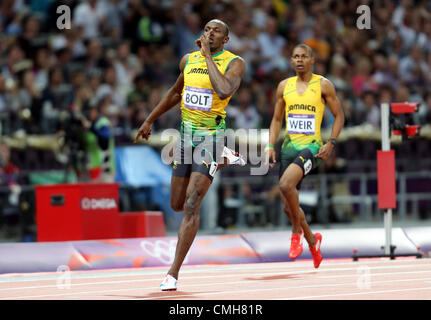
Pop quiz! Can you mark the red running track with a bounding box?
[0,257,430,300]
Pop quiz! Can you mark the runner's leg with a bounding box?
[167,171,212,279]
[170,175,190,211]
[279,162,317,249]
[280,190,316,247]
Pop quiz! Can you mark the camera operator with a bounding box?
[80,95,116,183]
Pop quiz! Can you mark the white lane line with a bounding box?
[1,258,429,283]
[67,295,116,300]
[0,259,431,284]
[0,269,317,293]
[1,257,428,281]
[2,262,431,292]
[316,269,431,279]
[280,286,431,300]
[137,277,431,300]
[2,267,431,293]
[4,271,431,300]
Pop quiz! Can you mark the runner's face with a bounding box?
[203,22,228,51]
[291,47,314,73]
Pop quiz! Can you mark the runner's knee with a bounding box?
[279,180,297,196]
[184,189,204,213]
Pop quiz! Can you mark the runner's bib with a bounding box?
[287,114,315,135]
[183,86,213,112]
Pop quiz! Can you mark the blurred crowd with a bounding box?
[0,0,431,142]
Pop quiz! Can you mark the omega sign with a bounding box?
[81,197,117,210]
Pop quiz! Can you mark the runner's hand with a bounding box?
[134,120,152,143]
[315,143,334,160]
[196,34,211,58]
[265,148,277,168]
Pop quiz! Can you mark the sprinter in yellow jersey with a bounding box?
[266,44,344,268]
[135,20,245,291]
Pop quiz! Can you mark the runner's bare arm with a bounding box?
[199,34,245,99]
[315,78,345,159]
[145,54,188,124]
[266,79,287,167]
[134,55,188,142]
[322,78,344,141]
[207,57,245,99]
[269,80,287,146]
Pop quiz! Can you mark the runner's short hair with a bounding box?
[207,19,230,36]
[293,44,314,58]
